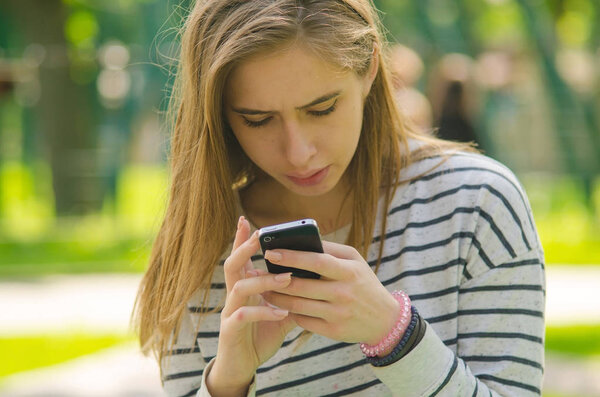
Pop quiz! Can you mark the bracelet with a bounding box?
[359,290,411,357]
[366,306,420,367]
[391,309,426,363]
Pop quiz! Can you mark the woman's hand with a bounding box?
[261,241,400,346]
[207,217,297,396]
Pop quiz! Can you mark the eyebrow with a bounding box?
[231,90,342,115]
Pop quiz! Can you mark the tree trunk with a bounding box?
[5,0,103,215]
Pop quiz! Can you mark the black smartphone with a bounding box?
[258,218,323,279]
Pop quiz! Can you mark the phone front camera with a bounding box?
[301,221,305,224]
[263,236,272,242]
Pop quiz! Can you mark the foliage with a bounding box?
[1,0,599,273]
[522,175,600,265]
[545,323,600,357]
[1,165,599,276]
[0,164,165,276]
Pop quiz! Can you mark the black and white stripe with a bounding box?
[160,152,545,397]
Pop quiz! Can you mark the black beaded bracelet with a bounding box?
[391,310,425,363]
[366,306,419,367]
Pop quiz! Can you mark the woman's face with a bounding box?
[224,44,376,198]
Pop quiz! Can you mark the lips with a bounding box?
[286,165,330,187]
[288,168,325,179]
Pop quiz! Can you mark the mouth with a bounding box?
[286,166,330,187]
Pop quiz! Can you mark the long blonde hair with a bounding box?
[134,0,473,366]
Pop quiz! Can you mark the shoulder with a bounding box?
[389,150,541,258]
[393,151,530,211]
[403,151,523,191]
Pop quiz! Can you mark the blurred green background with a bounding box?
[0,0,599,395]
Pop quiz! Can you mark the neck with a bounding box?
[241,174,353,235]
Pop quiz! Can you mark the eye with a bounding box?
[243,116,272,128]
[308,99,338,117]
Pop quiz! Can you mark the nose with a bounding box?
[283,120,316,168]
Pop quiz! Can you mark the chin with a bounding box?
[295,186,334,197]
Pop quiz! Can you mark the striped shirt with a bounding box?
[160,152,546,396]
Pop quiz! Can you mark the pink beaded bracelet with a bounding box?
[359,290,412,357]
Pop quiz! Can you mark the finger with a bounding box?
[232,216,250,251]
[244,268,270,279]
[272,277,336,301]
[263,249,348,280]
[231,217,254,277]
[253,268,269,276]
[224,306,289,332]
[261,291,332,319]
[224,229,260,292]
[223,272,292,316]
[289,313,333,338]
[322,241,360,260]
[239,218,258,274]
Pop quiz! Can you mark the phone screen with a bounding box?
[259,219,322,279]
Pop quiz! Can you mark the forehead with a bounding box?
[225,45,357,108]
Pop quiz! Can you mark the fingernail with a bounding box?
[246,270,258,278]
[237,216,243,230]
[275,272,291,282]
[273,309,288,317]
[266,250,282,263]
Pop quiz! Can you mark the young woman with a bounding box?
[134,0,546,396]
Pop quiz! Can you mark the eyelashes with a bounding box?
[242,100,338,129]
[243,117,271,128]
[309,102,337,117]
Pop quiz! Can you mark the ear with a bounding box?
[362,43,380,98]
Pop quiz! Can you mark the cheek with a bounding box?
[234,129,279,166]
[326,103,363,149]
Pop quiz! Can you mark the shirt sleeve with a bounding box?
[160,308,207,397]
[371,158,546,396]
[160,249,235,397]
[195,358,257,397]
[371,250,545,396]
[160,308,258,397]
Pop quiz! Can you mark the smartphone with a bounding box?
[258,218,323,279]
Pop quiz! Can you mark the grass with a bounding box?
[543,323,600,397]
[0,238,150,277]
[0,324,598,381]
[542,394,595,397]
[0,333,135,378]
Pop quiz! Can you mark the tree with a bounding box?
[3,0,102,215]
